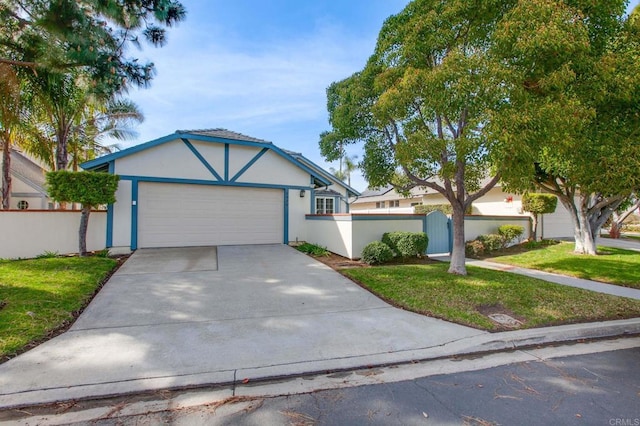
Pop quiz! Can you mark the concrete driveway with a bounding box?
[0,245,485,408]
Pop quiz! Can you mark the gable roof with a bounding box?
[282,149,360,197]
[81,129,332,187]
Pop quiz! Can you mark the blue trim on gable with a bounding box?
[230,147,269,182]
[290,153,360,196]
[118,175,311,191]
[224,144,229,181]
[81,131,331,187]
[81,133,179,170]
[283,189,289,244]
[181,138,223,181]
[131,181,139,250]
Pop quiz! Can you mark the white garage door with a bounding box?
[138,182,283,248]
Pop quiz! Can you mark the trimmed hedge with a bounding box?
[382,231,429,258]
[414,203,473,215]
[361,241,394,265]
[498,225,524,247]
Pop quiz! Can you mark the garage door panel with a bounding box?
[138,183,283,248]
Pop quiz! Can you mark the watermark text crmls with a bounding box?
[610,419,640,426]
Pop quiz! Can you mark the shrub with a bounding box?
[382,232,428,258]
[361,241,394,265]
[498,225,524,247]
[477,234,503,252]
[296,242,330,257]
[414,204,473,215]
[465,240,485,257]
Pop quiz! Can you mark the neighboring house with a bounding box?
[0,147,51,210]
[352,183,573,239]
[81,129,359,251]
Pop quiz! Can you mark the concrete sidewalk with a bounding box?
[431,255,640,300]
[1,245,639,411]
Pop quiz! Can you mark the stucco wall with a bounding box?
[305,215,425,259]
[288,189,309,243]
[305,216,354,258]
[464,216,532,242]
[0,211,106,259]
[112,180,132,249]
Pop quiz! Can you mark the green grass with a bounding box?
[343,263,640,331]
[0,256,118,360]
[486,242,640,289]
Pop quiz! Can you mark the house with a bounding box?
[81,129,359,252]
[351,183,573,239]
[0,147,51,210]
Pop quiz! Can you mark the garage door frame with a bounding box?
[128,177,293,250]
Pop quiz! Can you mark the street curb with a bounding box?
[1,318,639,411]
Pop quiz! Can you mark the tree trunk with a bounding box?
[531,213,538,241]
[576,197,597,255]
[79,205,91,256]
[1,137,11,210]
[448,204,467,275]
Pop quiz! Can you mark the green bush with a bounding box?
[382,232,428,258]
[477,234,503,252]
[296,242,330,257]
[498,225,524,247]
[465,240,485,257]
[361,241,394,265]
[414,204,473,215]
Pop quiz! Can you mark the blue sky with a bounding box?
[122,0,640,192]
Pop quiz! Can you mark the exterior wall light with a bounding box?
[300,189,306,198]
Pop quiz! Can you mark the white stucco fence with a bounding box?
[306,214,533,259]
[305,214,425,259]
[0,211,106,259]
[464,215,532,242]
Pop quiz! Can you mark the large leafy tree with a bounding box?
[320,0,514,275]
[494,0,640,255]
[0,0,186,95]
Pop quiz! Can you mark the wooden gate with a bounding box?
[425,211,451,254]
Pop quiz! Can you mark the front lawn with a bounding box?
[486,242,640,289]
[0,256,118,361]
[342,262,640,331]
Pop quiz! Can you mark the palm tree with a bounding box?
[25,70,143,171]
[68,98,143,170]
[342,154,358,187]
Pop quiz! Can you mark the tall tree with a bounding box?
[0,0,186,95]
[320,0,514,275]
[0,64,21,209]
[494,0,640,254]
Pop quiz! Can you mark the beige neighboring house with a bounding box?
[351,183,574,239]
[0,148,51,210]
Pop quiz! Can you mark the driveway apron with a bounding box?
[0,245,484,408]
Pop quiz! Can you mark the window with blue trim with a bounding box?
[316,197,334,214]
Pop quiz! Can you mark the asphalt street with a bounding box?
[6,338,639,425]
